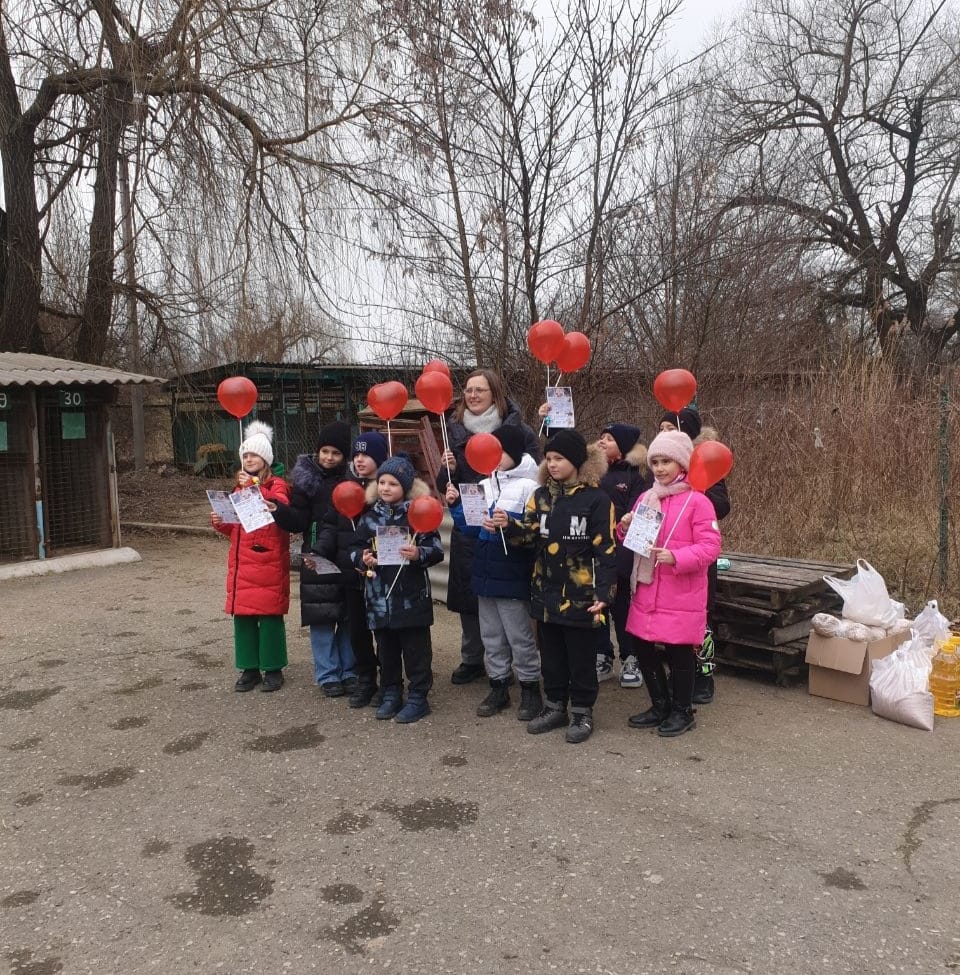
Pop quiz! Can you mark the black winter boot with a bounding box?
[527,700,568,735]
[628,663,671,728]
[348,679,378,709]
[476,679,511,717]
[517,681,543,721]
[565,706,594,744]
[235,669,261,692]
[657,706,696,737]
[692,674,715,704]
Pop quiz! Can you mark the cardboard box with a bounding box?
[805,631,909,706]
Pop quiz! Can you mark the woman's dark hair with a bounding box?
[453,368,510,423]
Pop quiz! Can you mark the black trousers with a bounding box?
[375,627,433,696]
[596,574,633,660]
[634,638,695,708]
[346,587,377,683]
[538,621,599,709]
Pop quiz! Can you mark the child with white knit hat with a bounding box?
[210,420,292,692]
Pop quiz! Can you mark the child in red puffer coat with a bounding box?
[210,421,291,693]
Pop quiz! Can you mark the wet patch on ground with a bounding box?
[320,894,400,955]
[59,766,137,791]
[142,839,172,857]
[37,659,67,670]
[1,890,40,908]
[0,687,64,711]
[320,883,364,905]
[819,867,867,890]
[8,736,42,752]
[169,836,273,916]
[175,649,222,670]
[440,754,467,767]
[109,716,149,731]
[114,676,163,696]
[245,724,325,754]
[175,609,194,616]
[179,682,210,692]
[15,792,43,807]
[162,731,211,755]
[325,812,373,835]
[898,797,960,874]
[110,631,140,639]
[372,797,479,832]
[5,949,63,974]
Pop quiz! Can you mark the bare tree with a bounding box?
[0,0,391,362]
[719,0,960,366]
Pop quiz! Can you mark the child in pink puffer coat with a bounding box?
[617,430,721,737]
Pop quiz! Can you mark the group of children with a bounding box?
[212,407,726,740]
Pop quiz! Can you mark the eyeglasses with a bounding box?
[465,386,490,394]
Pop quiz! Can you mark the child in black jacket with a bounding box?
[349,456,444,724]
[496,429,616,744]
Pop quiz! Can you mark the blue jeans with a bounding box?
[309,619,356,685]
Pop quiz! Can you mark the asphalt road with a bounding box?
[1,531,958,975]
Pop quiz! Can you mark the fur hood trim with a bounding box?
[537,442,608,488]
[625,441,648,469]
[291,453,345,495]
[364,476,432,506]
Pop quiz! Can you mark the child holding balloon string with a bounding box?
[496,429,616,744]
[349,455,444,724]
[445,426,542,721]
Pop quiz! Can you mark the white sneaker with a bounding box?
[596,654,614,682]
[619,655,643,688]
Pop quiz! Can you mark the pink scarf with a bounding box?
[630,475,691,590]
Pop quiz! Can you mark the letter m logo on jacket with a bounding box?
[569,515,587,538]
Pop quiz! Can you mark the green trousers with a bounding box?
[233,615,288,671]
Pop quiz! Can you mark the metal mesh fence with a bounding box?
[0,388,37,561]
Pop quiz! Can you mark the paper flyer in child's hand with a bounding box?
[375,525,409,566]
[459,483,488,527]
[622,503,663,557]
[229,486,275,533]
[207,490,240,524]
[545,386,575,428]
[302,554,340,575]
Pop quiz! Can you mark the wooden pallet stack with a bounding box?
[713,553,854,685]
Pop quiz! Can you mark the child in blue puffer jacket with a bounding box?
[446,426,542,721]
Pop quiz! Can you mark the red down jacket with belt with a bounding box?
[214,474,292,616]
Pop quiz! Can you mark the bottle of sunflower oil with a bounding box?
[929,636,960,718]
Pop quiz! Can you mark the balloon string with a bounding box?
[493,471,507,554]
[387,420,392,457]
[439,414,453,481]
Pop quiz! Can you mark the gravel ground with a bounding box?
[2,529,959,975]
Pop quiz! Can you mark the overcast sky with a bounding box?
[665,0,747,55]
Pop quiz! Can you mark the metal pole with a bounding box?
[119,153,146,472]
[938,367,951,589]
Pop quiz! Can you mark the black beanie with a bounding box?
[317,420,352,457]
[493,425,526,467]
[659,407,701,440]
[376,455,416,494]
[545,429,588,469]
[602,422,642,458]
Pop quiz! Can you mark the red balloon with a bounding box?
[653,369,697,413]
[332,481,367,519]
[367,381,409,420]
[688,442,734,493]
[407,496,444,534]
[527,320,566,364]
[465,432,503,476]
[422,359,451,377]
[415,371,454,414]
[217,376,258,419]
[554,331,591,373]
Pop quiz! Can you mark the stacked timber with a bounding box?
[713,553,854,686]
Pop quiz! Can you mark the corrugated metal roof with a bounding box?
[0,353,165,387]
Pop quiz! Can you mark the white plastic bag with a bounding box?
[824,559,900,629]
[812,612,841,637]
[869,632,934,731]
[912,600,951,651]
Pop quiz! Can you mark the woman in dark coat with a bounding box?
[436,368,541,684]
